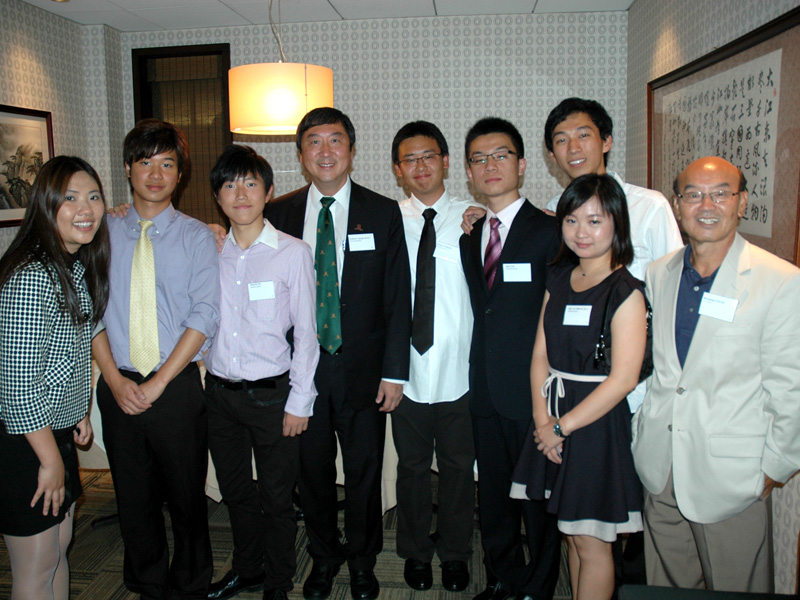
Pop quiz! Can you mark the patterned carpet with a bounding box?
[0,469,572,599]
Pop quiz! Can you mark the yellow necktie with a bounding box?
[129,219,160,376]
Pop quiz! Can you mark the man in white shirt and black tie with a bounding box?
[391,121,478,593]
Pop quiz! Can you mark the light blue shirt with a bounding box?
[102,204,220,372]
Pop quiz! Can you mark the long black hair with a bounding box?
[0,156,110,325]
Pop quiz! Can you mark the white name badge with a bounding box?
[563,305,592,326]
[503,263,532,282]
[348,233,375,252]
[698,292,738,322]
[433,241,459,263]
[248,281,275,301]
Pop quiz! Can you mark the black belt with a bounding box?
[206,371,288,392]
[119,362,198,384]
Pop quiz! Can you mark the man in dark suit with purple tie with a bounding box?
[460,117,561,600]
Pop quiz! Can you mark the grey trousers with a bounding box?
[643,470,773,593]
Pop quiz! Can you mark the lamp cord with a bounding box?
[268,0,288,63]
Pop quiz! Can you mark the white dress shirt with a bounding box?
[546,171,683,411]
[400,191,476,404]
[481,197,526,262]
[301,179,351,287]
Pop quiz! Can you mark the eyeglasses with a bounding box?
[676,190,741,204]
[398,153,442,167]
[468,150,518,166]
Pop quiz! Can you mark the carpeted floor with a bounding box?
[0,469,572,599]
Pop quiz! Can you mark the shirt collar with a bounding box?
[309,178,352,211]
[124,203,175,234]
[487,196,524,228]
[681,245,718,284]
[223,218,279,252]
[410,189,451,219]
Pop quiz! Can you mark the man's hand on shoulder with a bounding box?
[461,206,486,234]
[377,381,403,412]
[106,203,131,218]
[208,223,228,253]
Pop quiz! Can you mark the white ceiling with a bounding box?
[19,0,636,32]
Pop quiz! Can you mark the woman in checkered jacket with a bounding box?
[0,156,110,600]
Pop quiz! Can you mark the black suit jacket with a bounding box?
[460,201,558,421]
[266,182,412,410]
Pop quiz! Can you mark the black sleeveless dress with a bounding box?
[510,263,643,542]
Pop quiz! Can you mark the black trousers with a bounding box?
[472,409,561,598]
[391,392,475,563]
[97,363,212,600]
[205,373,297,591]
[298,351,386,571]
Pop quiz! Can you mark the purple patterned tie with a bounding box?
[484,217,502,290]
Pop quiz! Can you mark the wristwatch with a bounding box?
[553,420,568,438]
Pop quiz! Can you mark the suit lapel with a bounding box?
[680,235,750,380]
[469,215,490,296]
[287,186,309,237]
[490,202,536,295]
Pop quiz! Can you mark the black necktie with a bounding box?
[412,208,436,355]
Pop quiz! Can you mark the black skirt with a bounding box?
[0,423,83,537]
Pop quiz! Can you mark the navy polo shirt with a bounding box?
[675,246,719,368]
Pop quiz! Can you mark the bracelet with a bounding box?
[553,420,568,439]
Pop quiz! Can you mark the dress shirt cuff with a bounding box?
[381,377,407,385]
[285,390,316,418]
[182,307,220,350]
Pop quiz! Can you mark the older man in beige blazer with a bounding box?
[632,156,800,593]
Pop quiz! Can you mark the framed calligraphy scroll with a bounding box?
[648,7,800,264]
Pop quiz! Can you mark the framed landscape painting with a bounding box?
[0,105,54,227]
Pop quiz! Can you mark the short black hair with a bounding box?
[553,173,633,269]
[123,118,190,176]
[210,145,274,197]
[464,117,525,160]
[296,107,356,151]
[672,166,748,196]
[391,121,449,164]
[544,98,613,162]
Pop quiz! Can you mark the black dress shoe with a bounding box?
[404,558,433,590]
[441,560,470,592]
[349,568,379,600]
[302,563,340,600]
[208,570,264,600]
[473,580,512,600]
[263,589,289,600]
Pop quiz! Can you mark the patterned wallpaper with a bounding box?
[119,12,630,207]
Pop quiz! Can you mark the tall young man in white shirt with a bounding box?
[391,121,477,593]
[543,98,682,592]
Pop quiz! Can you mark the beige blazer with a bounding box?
[632,233,800,524]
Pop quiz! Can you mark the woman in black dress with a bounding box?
[0,156,109,599]
[511,174,646,600]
